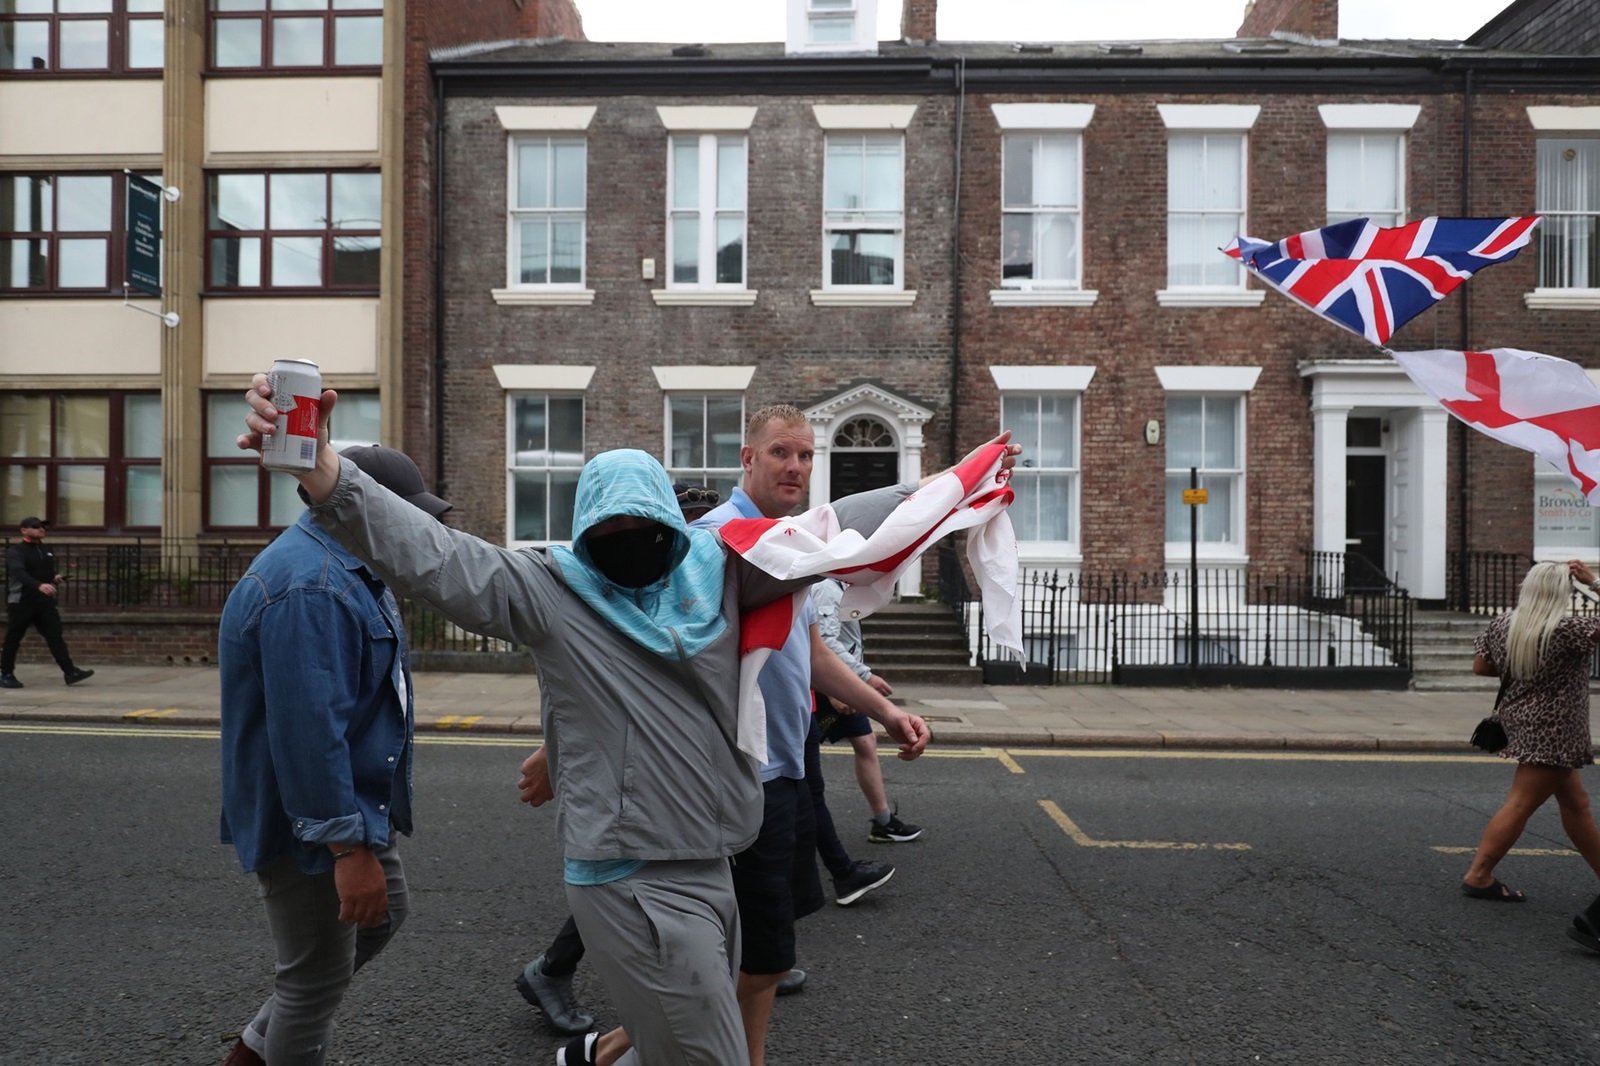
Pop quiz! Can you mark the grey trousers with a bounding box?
[567,858,744,1066]
[240,844,408,1065]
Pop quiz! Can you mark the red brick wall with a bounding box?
[1237,0,1337,39]
[901,0,937,43]
[5,614,219,668]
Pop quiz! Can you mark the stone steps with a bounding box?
[858,601,983,686]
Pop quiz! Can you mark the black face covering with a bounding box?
[585,524,674,589]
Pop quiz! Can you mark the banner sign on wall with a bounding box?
[125,173,162,297]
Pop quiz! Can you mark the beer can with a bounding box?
[260,358,322,472]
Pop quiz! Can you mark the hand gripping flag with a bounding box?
[716,441,1023,761]
[1224,216,1540,346]
[1391,347,1600,502]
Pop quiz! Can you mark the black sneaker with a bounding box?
[776,968,807,996]
[516,954,595,1035]
[63,668,94,686]
[833,860,894,906]
[0,674,22,689]
[868,806,922,843]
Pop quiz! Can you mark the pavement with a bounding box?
[0,663,1499,752]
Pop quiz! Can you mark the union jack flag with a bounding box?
[1223,216,1540,346]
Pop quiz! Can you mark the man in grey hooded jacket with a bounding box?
[239,379,991,1066]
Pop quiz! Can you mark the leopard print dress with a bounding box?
[1474,613,1597,769]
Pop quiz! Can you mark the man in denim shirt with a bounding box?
[217,445,451,1066]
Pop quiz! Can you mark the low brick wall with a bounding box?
[4,612,220,668]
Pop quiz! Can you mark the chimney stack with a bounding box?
[901,0,936,44]
[1236,0,1336,39]
[520,0,586,40]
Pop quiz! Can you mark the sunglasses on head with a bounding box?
[676,487,719,505]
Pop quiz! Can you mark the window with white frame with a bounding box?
[1327,133,1404,227]
[666,393,744,500]
[807,0,855,43]
[1166,133,1246,288]
[1001,133,1081,288]
[1002,392,1079,545]
[510,137,586,287]
[508,394,583,543]
[1536,137,1598,290]
[669,135,747,288]
[1164,394,1244,547]
[824,133,904,288]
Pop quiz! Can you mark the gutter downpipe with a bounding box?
[1455,65,1473,605]
[433,71,448,499]
[947,55,966,469]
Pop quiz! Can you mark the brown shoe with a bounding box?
[220,1039,264,1066]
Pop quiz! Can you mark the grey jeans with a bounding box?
[240,844,408,1065]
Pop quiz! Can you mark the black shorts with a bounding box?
[730,776,824,975]
[816,694,873,743]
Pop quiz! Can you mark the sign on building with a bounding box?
[125,173,162,297]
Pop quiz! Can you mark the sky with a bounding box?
[573,0,1515,44]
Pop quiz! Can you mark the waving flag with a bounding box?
[1224,216,1539,346]
[718,441,1022,761]
[1391,347,1600,503]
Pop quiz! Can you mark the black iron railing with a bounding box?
[1447,550,1533,615]
[2,537,264,610]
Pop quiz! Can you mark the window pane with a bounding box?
[212,17,261,67]
[517,142,549,209]
[211,236,262,286]
[1035,136,1078,207]
[1362,136,1400,211]
[206,394,243,456]
[331,234,378,286]
[1203,397,1238,468]
[552,142,585,209]
[1326,134,1363,217]
[717,139,745,210]
[512,470,548,541]
[672,139,699,210]
[549,397,584,459]
[1001,217,1032,280]
[825,138,861,210]
[272,0,329,10]
[332,0,381,8]
[670,396,704,468]
[209,466,258,526]
[1165,397,1203,467]
[1037,394,1075,467]
[56,175,110,231]
[58,465,104,526]
[271,16,323,65]
[517,219,548,284]
[268,472,304,525]
[326,391,380,451]
[56,395,109,458]
[127,17,164,67]
[213,0,268,10]
[60,0,113,12]
[57,238,106,287]
[1003,395,1039,461]
[715,216,743,285]
[513,396,548,463]
[58,18,108,69]
[809,15,854,42]
[1035,214,1077,283]
[706,396,742,468]
[125,466,161,526]
[129,0,165,11]
[0,239,49,288]
[1,175,52,231]
[270,172,325,229]
[1,20,49,71]
[862,139,901,211]
[1168,135,1204,209]
[212,173,266,230]
[331,172,380,230]
[1,464,48,524]
[1003,136,1033,208]
[550,470,579,540]
[1,395,50,456]
[671,216,699,284]
[332,14,380,65]
[1204,136,1242,208]
[124,395,162,458]
[271,235,322,286]
[1201,475,1235,542]
[829,231,895,285]
[549,219,582,283]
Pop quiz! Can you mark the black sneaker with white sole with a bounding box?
[833,860,894,906]
[867,807,922,843]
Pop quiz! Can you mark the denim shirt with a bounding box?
[218,513,414,875]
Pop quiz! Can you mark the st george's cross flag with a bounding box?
[1391,347,1600,503]
[1224,216,1540,346]
[716,441,1022,762]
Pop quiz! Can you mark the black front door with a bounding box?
[831,452,898,500]
[1345,455,1386,578]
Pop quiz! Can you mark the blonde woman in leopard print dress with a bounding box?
[1461,560,1600,922]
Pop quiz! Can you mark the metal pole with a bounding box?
[1190,465,1199,672]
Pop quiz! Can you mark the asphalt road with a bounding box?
[6,724,1600,1066]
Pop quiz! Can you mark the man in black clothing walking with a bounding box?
[2,517,93,688]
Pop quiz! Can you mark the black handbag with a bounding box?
[1469,673,1512,753]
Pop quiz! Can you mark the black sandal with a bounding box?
[1460,879,1526,902]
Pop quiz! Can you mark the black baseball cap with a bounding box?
[340,445,452,518]
[19,516,47,529]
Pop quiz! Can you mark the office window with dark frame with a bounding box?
[0,0,163,75]
[206,170,381,292]
[0,172,159,293]
[0,391,161,532]
[208,0,381,73]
